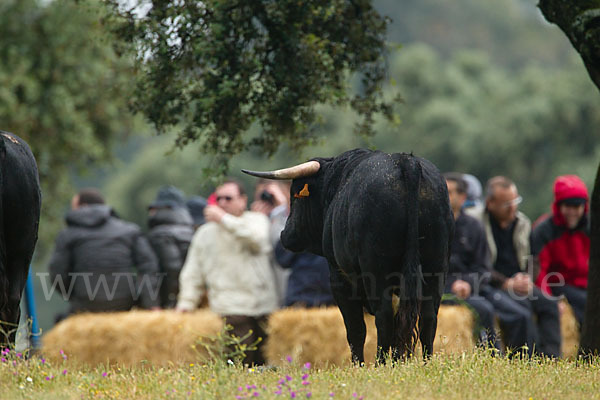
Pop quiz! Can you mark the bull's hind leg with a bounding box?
[419,273,443,359]
[331,274,366,365]
[375,298,395,364]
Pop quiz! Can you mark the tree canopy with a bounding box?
[106,0,397,170]
[101,44,600,229]
[0,0,138,251]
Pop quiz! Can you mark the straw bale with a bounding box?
[41,310,223,366]
[560,299,580,359]
[264,305,475,367]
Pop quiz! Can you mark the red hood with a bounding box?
[552,175,589,226]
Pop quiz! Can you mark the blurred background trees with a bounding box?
[0,0,140,255]
[2,0,597,251]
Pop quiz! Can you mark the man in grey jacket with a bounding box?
[49,188,160,320]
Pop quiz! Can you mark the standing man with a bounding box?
[531,175,589,327]
[176,179,278,365]
[147,186,194,308]
[49,188,160,321]
[476,176,561,358]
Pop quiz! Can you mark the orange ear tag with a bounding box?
[294,184,310,198]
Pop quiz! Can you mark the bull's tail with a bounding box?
[395,155,422,357]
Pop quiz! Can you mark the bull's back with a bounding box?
[324,152,451,272]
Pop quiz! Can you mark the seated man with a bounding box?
[531,174,589,327]
[474,176,560,358]
[444,173,538,356]
[443,173,500,350]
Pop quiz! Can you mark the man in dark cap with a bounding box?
[186,195,208,230]
[147,186,194,308]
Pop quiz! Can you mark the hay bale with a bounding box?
[560,299,580,359]
[434,305,476,354]
[264,305,475,367]
[41,310,223,366]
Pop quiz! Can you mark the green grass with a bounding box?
[2,349,600,399]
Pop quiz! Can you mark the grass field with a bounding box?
[2,348,600,400]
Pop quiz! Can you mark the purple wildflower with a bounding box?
[306,393,312,399]
[1,357,6,363]
[303,362,311,370]
[302,374,309,380]
[286,356,293,363]
[302,381,310,386]
[41,358,46,365]
[274,390,282,395]
[16,352,22,358]
[239,387,244,391]
[286,375,292,382]
[290,391,297,399]
[62,369,68,375]
[102,372,108,377]
[252,392,260,397]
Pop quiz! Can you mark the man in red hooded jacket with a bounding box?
[531,175,589,327]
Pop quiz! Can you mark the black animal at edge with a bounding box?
[0,131,41,346]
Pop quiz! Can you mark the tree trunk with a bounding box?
[538,0,600,91]
[537,1,600,355]
[580,162,600,354]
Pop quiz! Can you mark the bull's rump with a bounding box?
[324,152,449,272]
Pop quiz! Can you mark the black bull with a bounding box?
[243,148,453,363]
[0,131,41,345]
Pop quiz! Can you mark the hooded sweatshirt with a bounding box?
[147,207,194,308]
[49,205,160,312]
[531,175,590,294]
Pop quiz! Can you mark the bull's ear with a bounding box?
[294,183,310,198]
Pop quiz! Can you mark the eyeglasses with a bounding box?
[216,195,235,202]
[501,196,522,209]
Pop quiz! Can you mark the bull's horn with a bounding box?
[241,160,320,180]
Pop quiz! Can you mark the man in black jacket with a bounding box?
[49,188,160,320]
[444,173,537,356]
[147,186,194,308]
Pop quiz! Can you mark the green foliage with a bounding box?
[105,0,396,169]
[104,44,600,223]
[0,0,139,254]
[195,324,260,365]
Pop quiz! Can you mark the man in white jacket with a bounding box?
[176,179,278,365]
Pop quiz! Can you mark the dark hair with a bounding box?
[485,176,515,200]
[77,188,105,205]
[222,178,246,196]
[443,172,467,194]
